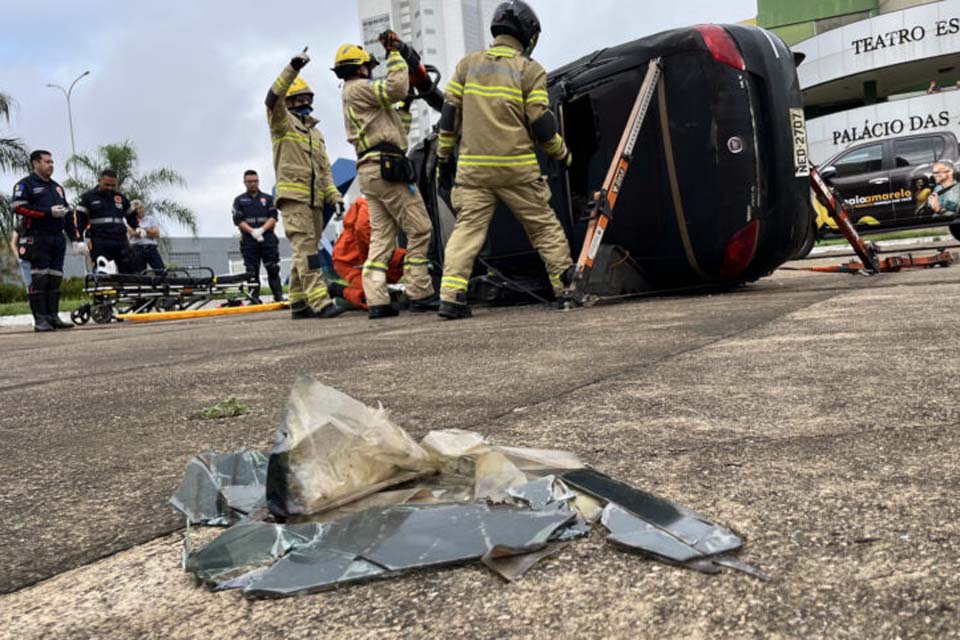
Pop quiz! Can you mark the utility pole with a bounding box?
[46,70,90,174]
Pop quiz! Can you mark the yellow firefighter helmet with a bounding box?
[286,77,313,98]
[334,44,374,69]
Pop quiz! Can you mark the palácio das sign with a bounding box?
[831,110,954,146]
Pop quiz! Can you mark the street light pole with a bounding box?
[46,70,90,166]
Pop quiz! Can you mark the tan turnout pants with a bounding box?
[278,199,333,312]
[440,178,572,304]
[357,163,434,307]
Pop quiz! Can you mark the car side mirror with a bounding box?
[819,165,837,180]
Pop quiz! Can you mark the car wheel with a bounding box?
[950,223,960,243]
[794,221,818,259]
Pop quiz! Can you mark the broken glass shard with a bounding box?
[602,503,703,563]
[243,549,385,598]
[185,519,319,585]
[236,503,575,597]
[562,468,742,556]
[170,450,267,525]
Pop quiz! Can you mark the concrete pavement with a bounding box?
[1,259,958,638]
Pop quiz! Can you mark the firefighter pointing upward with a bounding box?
[266,48,345,319]
[436,0,575,319]
[334,39,438,319]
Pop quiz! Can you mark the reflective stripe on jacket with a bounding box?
[268,64,341,207]
[342,51,413,166]
[438,34,568,187]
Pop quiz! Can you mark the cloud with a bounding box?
[2,0,757,237]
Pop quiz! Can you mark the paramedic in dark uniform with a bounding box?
[10,149,79,331]
[232,170,285,303]
[75,168,139,272]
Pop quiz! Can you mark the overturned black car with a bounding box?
[410,24,811,302]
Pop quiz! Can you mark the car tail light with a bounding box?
[695,25,745,71]
[721,219,759,278]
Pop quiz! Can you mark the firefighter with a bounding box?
[435,0,574,320]
[75,169,138,273]
[266,48,345,319]
[10,150,80,331]
[334,39,438,319]
[232,170,285,304]
[329,196,406,310]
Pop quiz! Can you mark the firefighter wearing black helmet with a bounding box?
[435,0,575,320]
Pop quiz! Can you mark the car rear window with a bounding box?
[834,144,883,177]
[893,136,945,167]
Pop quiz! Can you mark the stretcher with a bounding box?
[71,268,265,325]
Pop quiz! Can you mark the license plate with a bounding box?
[790,107,811,177]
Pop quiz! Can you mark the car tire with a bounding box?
[794,220,818,259]
[950,223,960,243]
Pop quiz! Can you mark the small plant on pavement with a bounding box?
[196,398,251,420]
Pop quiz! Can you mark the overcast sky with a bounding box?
[1,0,756,237]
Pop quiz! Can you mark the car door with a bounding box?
[824,143,892,228]
[888,135,946,224]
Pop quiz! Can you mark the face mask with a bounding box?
[292,105,313,116]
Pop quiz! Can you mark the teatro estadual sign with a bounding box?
[851,17,959,55]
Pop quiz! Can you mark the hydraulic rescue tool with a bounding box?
[560,58,663,308]
[378,30,444,112]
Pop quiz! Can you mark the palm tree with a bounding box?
[1,90,30,256]
[65,140,198,235]
[0,91,29,174]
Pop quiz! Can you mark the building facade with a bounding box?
[758,0,942,45]
[358,0,500,144]
[758,0,960,163]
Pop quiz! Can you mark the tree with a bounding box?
[0,91,29,174]
[65,140,197,235]
[1,90,30,278]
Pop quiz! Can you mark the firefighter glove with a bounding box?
[51,204,68,218]
[335,201,345,221]
[291,47,310,70]
[437,157,454,191]
[251,227,265,242]
[378,30,400,52]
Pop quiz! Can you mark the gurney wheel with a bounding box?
[91,304,114,324]
[70,305,91,326]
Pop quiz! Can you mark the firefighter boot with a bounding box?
[291,302,318,319]
[317,300,347,319]
[437,301,472,320]
[47,290,74,329]
[368,304,399,319]
[29,293,55,333]
[409,293,440,313]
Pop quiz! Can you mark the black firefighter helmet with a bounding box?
[490,0,541,53]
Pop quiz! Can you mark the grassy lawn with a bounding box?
[0,298,86,317]
[818,227,954,246]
